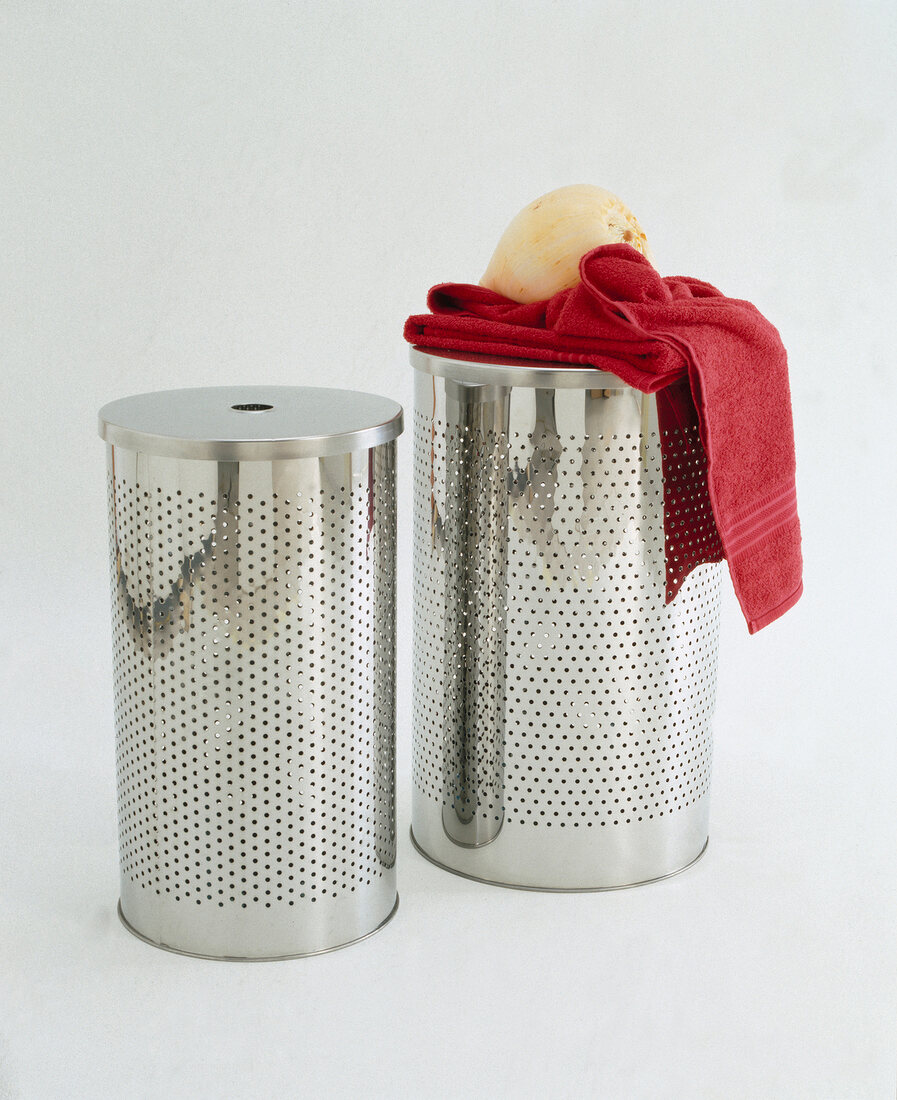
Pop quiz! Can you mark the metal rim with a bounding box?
[98,385,404,461]
[409,829,709,893]
[116,895,399,961]
[410,346,626,389]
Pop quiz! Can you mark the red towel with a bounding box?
[404,243,802,633]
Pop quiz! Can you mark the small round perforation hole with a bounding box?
[231,403,274,412]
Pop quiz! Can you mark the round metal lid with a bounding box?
[98,386,404,461]
[410,346,625,389]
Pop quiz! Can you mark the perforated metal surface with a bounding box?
[105,431,398,957]
[411,355,722,889]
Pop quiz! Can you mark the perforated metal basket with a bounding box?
[99,386,402,958]
[410,350,722,890]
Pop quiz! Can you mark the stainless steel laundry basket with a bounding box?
[99,386,402,958]
[410,349,722,890]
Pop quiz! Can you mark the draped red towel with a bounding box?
[404,243,802,633]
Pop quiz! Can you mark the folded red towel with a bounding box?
[404,243,802,633]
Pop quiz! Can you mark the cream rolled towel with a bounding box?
[480,184,655,303]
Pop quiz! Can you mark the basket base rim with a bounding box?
[116,893,399,962]
[409,827,708,893]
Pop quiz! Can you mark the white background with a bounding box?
[2,2,895,1097]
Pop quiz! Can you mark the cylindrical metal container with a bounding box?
[410,349,722,890]
[99,386,402,958]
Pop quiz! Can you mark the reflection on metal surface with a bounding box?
[440,381,510,846]
[106,438,399,958]
[412,358,722,890]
